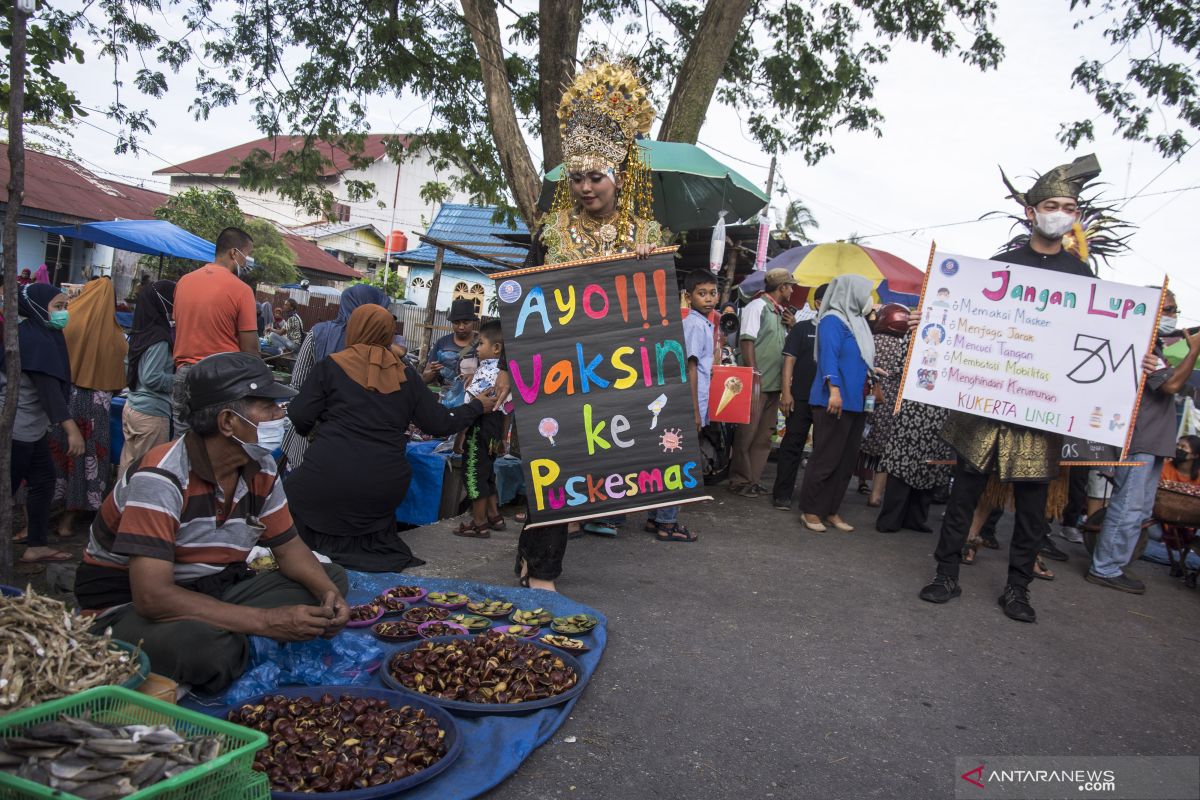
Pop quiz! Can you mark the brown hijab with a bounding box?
[64,277,128,391]
[329,304,405,394]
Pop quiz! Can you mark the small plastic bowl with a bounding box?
[372,620,421,643]
[374,594,409,617]
[491,623,542,640]
[447,613,493,632]
[465,601,514,619]
[425,593,470,610]
[550,614,599,636]
[417,620,469,639]
[539,634,590,653]
[509,608,553,627]
[383,585,428,604]
[402,606,451,624]
[346,605,385,628]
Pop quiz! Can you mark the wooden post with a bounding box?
[1,0,31,584]
[764,155,777,205]
[418,245,446,369]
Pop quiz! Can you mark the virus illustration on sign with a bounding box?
[659,428,683,453]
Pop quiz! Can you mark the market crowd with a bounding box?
[2,61,1192,694]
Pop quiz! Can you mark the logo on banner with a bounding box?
[498,280,522,304]
[940,257,960,276]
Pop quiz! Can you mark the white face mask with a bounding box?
[1159,316,1178,335]
[1033,210,1076,239]
[232,411,287,460]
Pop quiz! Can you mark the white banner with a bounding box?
[899,251,1163,449]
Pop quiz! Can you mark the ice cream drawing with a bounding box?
[538,417,559,446]
[647,393,668,429]
[716,376,744,415]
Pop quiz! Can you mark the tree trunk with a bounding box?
[657,0,755,144]
[1,3,30,585]
[417,245,446,369]
[460,0,541,227]
[537,0,582,172]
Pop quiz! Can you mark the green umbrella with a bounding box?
[539,139,769,233]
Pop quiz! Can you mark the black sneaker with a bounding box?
[773,497,791,511]
[1085,571,1146,594]
[998,584,1036,623]
[918,574,961,604]
[1040,538,1069,562]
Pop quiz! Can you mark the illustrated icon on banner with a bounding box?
[538,417,559,446]
[647,393,668,429]
[659,428,684,453]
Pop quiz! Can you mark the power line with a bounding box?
[1116,140,1196,211]
[856,183,1200,240]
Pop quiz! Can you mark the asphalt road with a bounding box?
[404,468,1200,800]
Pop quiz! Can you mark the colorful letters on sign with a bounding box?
[497,252,709,528]
[900,251,1162,450]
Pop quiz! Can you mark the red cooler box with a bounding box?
[708,365,759,424]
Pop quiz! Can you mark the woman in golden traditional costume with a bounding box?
[516,60,666,591]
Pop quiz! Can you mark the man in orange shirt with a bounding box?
[171,227,261,432]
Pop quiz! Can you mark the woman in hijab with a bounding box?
[284,303,497,571]
[49,277,128,537]
[119,280,176,476]
[798,274,879,533]
[280,284,389,471]
[0,284,84,562]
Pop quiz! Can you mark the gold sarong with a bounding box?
[941,411,1060,483]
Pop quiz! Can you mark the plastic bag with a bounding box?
[708,211,727,274]
[213,634,384,707]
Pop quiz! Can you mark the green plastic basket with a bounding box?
[238,772,271,800]
[0,686,268,800]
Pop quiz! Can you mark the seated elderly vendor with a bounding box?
[73,352,350,693]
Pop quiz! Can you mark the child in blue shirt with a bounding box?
[645,271,717,542]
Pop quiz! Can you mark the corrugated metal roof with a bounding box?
[396,204,527,272]
[153,134,406,177]
[282,233,364,279]
[1,149,169,221]
[289,221,386,240]
[0,148,362,280]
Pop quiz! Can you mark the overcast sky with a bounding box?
[57,0,1198,322]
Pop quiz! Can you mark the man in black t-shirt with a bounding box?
[772,284,826,510]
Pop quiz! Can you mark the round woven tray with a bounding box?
[1154,481,1200,527]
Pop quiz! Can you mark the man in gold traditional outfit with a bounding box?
[918,155,1100,623]
[516,59,667,591]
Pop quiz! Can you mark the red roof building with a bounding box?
[1,148,361,284]
[153,134,404,178]
[1,148,166,222]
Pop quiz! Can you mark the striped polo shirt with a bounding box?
[82,433,296,588]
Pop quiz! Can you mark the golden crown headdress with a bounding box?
[550,60,657,227]
[558,60,655,174]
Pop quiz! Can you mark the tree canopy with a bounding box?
[4,1,1197,228]
[152,187,299,284]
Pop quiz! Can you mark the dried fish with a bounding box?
[0,713,222,799]
[0,588,142,710]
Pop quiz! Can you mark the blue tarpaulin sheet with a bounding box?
[185,575,605,799]
[21,220,216,263]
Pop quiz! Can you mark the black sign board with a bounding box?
[494,250,710,529]
[1060,437,1121,464]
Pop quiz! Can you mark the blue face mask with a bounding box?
[232,411,287,460]
[47,310,69,330]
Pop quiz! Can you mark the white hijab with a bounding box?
[814,274,875,370]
